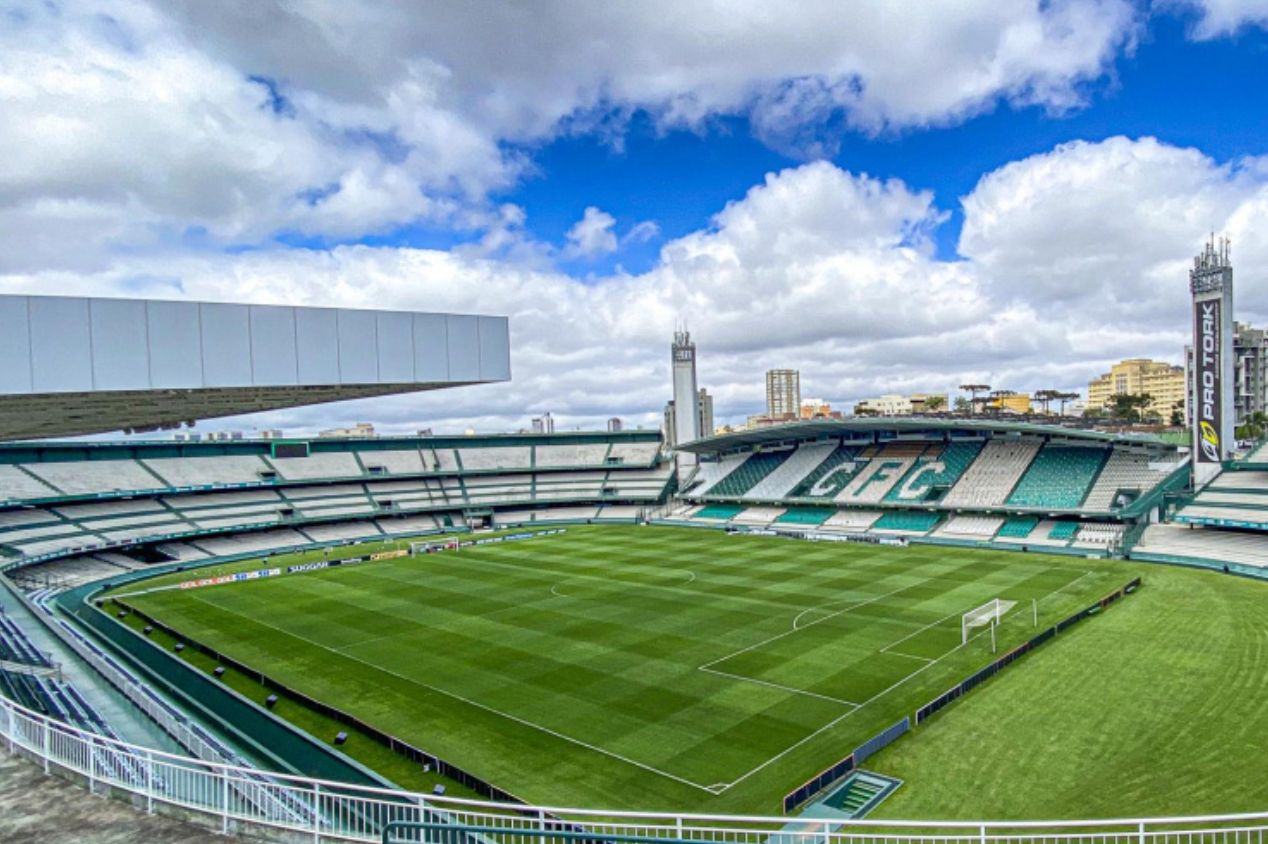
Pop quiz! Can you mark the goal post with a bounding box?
[962,598,1016,645]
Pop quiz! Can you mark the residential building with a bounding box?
[319,422,375,438]
[671,331,701,447]
[989,393,1032,414]
[1235,322,1268,423]
[607,417,623,433]
[1088,359,1186,421]
[853,393,947,417]
[765,369,800,420]
[531,413,554,435]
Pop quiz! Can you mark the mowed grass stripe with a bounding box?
[126,526,1126,811]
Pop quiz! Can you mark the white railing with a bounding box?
[3,694,1268,843]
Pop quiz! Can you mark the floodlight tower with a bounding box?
[1189,236,1234,486]
[671,328,701,474]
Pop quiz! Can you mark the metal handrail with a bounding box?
[4,693,1268,843]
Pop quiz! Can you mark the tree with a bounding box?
[854,404,881,417]
[1033,390,1054,414]
[959,384,991,414]
[924,395,946,413]
[1169,399,1185,428]
[1055,391,1080,416]
[954,396,972,414]
[1109,393,1153,423]
[1237,410,1268,441]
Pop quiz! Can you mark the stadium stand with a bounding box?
[872,510,942,534]
[996,515,1040,539]
[1244,441,1268,463]
[1006,445,1108,509]
[1082,451,1180,511]
[267,452,363,481]
[1074,523,1126,548]
[356,449,428,475]
[23,460,164,496]
[536,444,610,467]
[1134,523,1268,569]
[774,507,835,526]
[1210,471,1268,491]
[694,504,745,521]
[836,443,928,504]
[458,447,532,471]
[787,445,860,499]
[884,442,983,503]
[1046,521,1081,541]
[706,451,790,498]
[687,453,749,496]
[934,515,1004,540]
[732,506,786,526]
[820,509,882,531]
[0,465,57,501]
[942,440,1040,508]
[142,454,273,488]
[744,442,838,500]
[606,441,661,465]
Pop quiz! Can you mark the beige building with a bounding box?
[988,393,1032,414]
[1088,359,1186,420]
[765,369,801,419]
[853,393,947,416]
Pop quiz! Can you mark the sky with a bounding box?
[3,0,1268,436]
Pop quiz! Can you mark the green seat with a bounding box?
[1048,521,1079,540]
[774,507,835,525]
[872,510,941,532]
[707,452,789,497]
[997,516,1039,538]
[1008,446,1108,509]
[694,504,744,520]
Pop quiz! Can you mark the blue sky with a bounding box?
[4,1,1268,434]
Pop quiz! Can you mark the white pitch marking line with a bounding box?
[697,666,861,707]
[716,565,1104,793]
[184,592,717,794]
[699,581,914,672]
[550,583,569,598]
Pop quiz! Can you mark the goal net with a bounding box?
[962,598,1016,644]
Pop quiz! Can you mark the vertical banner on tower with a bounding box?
[1194,297,1223,464]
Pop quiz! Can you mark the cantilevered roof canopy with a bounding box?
[0,295,510,440]
[677,417,1168,454]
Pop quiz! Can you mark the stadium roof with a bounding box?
[677,417,1171,453]
[0,295,510,441]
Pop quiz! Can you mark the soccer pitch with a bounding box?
[117,526,1130,812]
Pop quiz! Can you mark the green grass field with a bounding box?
[114,525,1140,813]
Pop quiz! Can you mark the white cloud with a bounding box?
[564,207,619,259]
[9,136,1265,435]
[0,0,1144,273]
[1165,0,1268,37]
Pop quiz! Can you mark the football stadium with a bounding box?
[1,274,1268,843]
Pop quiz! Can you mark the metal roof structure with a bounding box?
[0,295,510,440]
[677,417,1172,454]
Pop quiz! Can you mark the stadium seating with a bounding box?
[606,442,661,466]
[1134,523,1268,568]
[1046,522,1080,540]
[995,515,1039,539]
[872,510,941,534]
[1007,446,1108,509]
[23,460,165,497]
[0,466,58,501]
[884,442,983,503]
[706,451,790,498]
[934,515,1004,539]
[743,442,838,500]
[1082,452,1180,511]
[774,507,835,526]
[142,455,273,488]
[732,506,786,526]
[942,440,1040,507]
[694,504,745,520]
[788,446,860,499]
[1073,523,1125,548]
[268,453,362,481]
[535,444,610,467]
[1243,441,1268,463]
[1176,505,1268,527]
[458,447,532,471]
[357,449,428,475]
[687,454,749,495]
[835,443,928,504]
[821,509,882,531]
